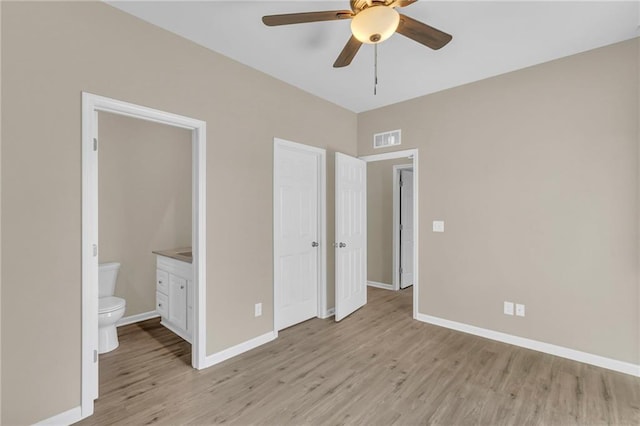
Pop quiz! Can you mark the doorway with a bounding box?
[361,149,419,318]
[332,149,419,323]
[273,138,327,332]
[98,112,192,331]
[81,93,207,418]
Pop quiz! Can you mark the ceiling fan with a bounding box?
[262,0,453,68]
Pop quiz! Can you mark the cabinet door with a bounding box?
[169,274,187,330]
[186,280,194,334]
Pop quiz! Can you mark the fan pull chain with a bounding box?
[374,43,378,96]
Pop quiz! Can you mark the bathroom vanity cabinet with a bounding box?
[155,254,194,343]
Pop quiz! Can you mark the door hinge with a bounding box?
[93,244,98,257]
[399,178,403,187]
[400,224,403,231]
[93,138,98,151]
[400,267,403,275]
[93,349,98,363]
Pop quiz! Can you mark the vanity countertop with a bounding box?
[152,247,193,264]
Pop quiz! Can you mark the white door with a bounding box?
[335,152,367,321]
[274,140,322,330]
[400,169,414,288]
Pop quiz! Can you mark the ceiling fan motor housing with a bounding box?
[351,5,400,44]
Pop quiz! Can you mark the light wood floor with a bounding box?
[80,287,639,425]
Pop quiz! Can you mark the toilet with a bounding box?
[98,262,126,354]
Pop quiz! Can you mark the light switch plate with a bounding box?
[504,301,514,315]
[516,303,525,317]
[255,303,262,317]
[433,220,445,232]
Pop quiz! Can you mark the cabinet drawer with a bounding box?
[156,291,169,318]
[156,270,169,294]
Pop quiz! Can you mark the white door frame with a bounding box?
[360,149,419,319]
[392,164,414,291]
[81,93,207,418]
[273,138,328,336]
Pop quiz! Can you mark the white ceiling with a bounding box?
[108,1,640,113]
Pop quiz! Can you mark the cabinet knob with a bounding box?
[180,285,185,290]
[158,303,163,307]
[158,280,163,284]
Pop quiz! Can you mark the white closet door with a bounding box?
[274,141,321,330]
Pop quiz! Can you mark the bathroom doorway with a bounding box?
[81,93,207,418]
[98,112,192,339]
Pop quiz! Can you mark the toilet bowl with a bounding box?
[98,262,126,354]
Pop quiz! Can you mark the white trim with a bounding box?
[34,406,82,426]
[192,118,208,371]
[273,138,327,332]
[201,331,277,368]
[318,146,328,319]
[367,280,393,290]
[416,313,640,377]
[360,148,416,163]
[360,149,419,319]
[319,307,335,319]
[116,311,160,327]
[81,94,99,418]
[392,164,413,291]
[81,93,207,419]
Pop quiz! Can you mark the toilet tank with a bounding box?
[98,262,121,298]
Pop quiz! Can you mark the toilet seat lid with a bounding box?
[99,296,126,313]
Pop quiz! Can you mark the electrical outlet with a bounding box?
[433,220,445,232]
[254,303,262,317]
[516,303,525,317]
[504,301,514,315]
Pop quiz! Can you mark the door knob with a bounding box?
[311,241,319,247]
[339,242,347,248]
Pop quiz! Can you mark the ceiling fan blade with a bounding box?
[333,35,363,68]
[396,14,452,50]
[394,0,418,8]
[262,10,353,26]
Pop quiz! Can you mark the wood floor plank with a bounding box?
[79,287,640,425]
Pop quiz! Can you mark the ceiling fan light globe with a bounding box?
[350,5,400,44]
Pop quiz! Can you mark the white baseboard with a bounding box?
[367,280,393,290]
[416,313,640,378]
[117,310,160,327]
[319,307,335,319]
[34,405,82,426]
[200,330,277,369]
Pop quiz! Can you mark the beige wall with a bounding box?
[0,2,3,421]
[367,158,411,284]
[359,38,640,365]
[98,112,192,317]
[0,2,356,424]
